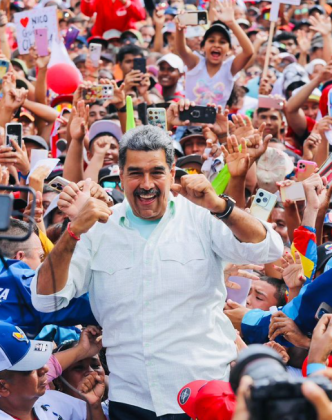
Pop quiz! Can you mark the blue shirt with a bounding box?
[126,205,160,240]
[0,259,97,338]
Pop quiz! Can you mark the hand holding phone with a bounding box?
[250,188,277,221]
[179,106,216,124]
[6,123,22,151]
[89,43,102,68]
[147,108,167,131]
[296,160,317,182]
[177,11,208,26]
[64,25,80,49]
[133,57,146,75]
[280,182,306,202]
[258,95,284,110]
[48,176,70,192]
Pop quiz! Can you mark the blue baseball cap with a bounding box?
[0,321,52,372]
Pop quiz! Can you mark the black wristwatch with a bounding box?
[210,194,236,220]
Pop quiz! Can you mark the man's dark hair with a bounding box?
[119,125,174,169]
[89,100,105,108]
[116,45,143,63]
[274,32,298,45]
[0,219,36,259]
[257,107,283,118]
[260,275,287,307]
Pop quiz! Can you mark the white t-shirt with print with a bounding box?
[185,54,235,108]
[0,390,87,420]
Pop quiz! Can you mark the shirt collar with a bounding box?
[119,193,176,228]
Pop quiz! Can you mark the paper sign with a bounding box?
[30,149,48,172]
[14,6,58,55]
[27,158,59,183]
[268,0,301,22]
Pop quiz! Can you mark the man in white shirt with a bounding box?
[31,125,283,419]
[0,321,87,420]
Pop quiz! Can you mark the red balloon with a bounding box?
[47,63,81,95]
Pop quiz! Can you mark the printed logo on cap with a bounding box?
[12,326,29,344]
[179,387,191,405]
[34,342,49,352]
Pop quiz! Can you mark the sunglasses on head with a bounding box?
[294,8,308,14]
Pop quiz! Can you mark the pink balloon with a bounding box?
[47,63,81,95]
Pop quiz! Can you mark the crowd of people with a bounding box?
[2,0,332,418]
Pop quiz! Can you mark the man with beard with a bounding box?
[31,125,283,419]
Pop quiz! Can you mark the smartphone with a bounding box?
[319,153,332,185]
[82,85,114,102]
[47,176,70,192]
[138,102,148,125]
[147,107,167,131]
[296,160,317,182]
[177,11,208,26]
[0,194,13,231]
[0,59,9,82]
[89,43,102,68]
[34,28,49,57]
[133,57,146,74]
[328,89,332,117]
[226,276,252,306]
[179,106,216,124]
[6,123,22,150]
[258,95,284,110]
[315,302,332,320]
[250,188,277,221]
[64,25,80,49]
[280,182,306,202]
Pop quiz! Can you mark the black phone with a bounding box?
[179,106,216,124]
[6,123,22,151]
[133,57,146,74]
[138,102,148,125]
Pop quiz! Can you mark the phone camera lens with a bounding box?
[259,192,264,197]
[256,198,261,203]
[263,197,268,203]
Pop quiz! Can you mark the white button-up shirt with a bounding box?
[31,195,283,416]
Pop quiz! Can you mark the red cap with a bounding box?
[178,380,236,420]
[319,84,332,118]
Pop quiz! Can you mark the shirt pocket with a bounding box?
[91,248,134,300]
[159,242,208,293]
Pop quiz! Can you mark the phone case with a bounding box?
[250,188,277,221]
[179,106,216,124]
[296,160,317,182]
[6,123,22,150]
[147,108,167,131]
[319,153,332,185]
[89,43,102,68]
[280,182,306,202]
[64,25,80,49]
[133,57,146,74]
[34,28,48,57]
[82,85,114,102]
[258,95,284,109]
[0,59,9,81]
[48,176,70,192]
[315,302,332,320]
[178,11,208,26]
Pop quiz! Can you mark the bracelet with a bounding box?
[67,223,80,241]
[117,105,127,113]
[18,171,29,180]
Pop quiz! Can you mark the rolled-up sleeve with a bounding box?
[209,216,284,264]
[31,234,93,313]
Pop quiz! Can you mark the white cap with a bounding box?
[185,26,205,39]
[236,18,250,27]
[157,53,184,73]
[89,120,123,143]
[103,29,122,40]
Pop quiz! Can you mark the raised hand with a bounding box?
[308,314,332,365]
[166,98,192,128]
[273,251,305,290]
[229,114,255,141]
[24,191,44,224]
[202,104,229,139]
[297,30,312,54]
[213,0,235,26]
[302,132,321,161]
[302,172,326,211]
[221,135,250,178]
[77,325,103,359]
[137,73,151,97]
[77,370,106,407]
[309,14,332,37]
[29,46,51,69]
[0,140,30,176]
[264,341,290,364]
[224,263,264,289]
[70,100,89,141]
[245,124,271,164]
[102,81,125,108]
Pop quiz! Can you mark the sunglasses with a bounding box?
[294,8,308,14]
[246,70,261,77]
[101,180,123,190]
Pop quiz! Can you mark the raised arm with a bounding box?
[174,15,199,70]
[36,179,112,296]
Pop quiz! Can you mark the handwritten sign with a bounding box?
[14,6,58,55]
